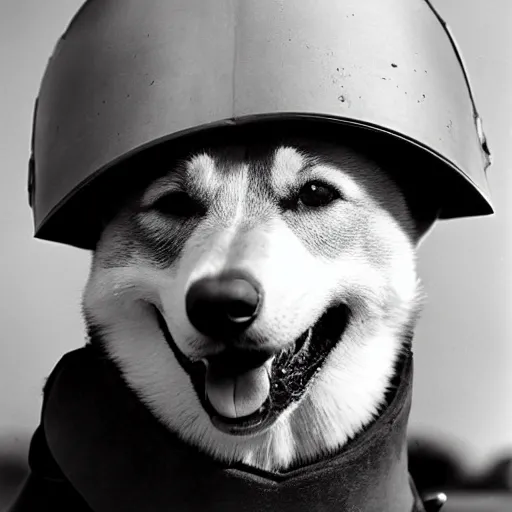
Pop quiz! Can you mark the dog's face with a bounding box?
[83,137,431,471]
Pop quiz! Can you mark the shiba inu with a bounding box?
[80,128,438,475]
[10,0,493,509]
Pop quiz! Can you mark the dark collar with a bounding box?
[39,345,425,512]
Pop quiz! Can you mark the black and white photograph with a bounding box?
[0,1,511,511]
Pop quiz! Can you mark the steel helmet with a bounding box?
[29,0,493,250]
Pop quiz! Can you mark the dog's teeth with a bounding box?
[295,328,313,354]
[304,328,313,346]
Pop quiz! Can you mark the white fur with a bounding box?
[83,145,423,471]
[271,147,307,196]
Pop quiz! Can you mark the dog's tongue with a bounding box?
[205,365,270,418]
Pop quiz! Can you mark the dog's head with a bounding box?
[82,131,439,470]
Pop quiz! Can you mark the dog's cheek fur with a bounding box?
[288,213,421,466]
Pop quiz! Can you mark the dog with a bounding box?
[80,128,439,476]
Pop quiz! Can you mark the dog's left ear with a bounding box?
[405,184,442,246]
[344,131,444,247]
[378,143,443,247]
[411,204,441,246]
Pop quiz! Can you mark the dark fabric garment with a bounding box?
[9,346,426,512]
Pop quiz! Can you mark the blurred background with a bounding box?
[0,0,511,510]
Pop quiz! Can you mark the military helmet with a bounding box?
[29,0,493,249]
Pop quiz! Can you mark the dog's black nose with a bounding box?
[186,272,262,338]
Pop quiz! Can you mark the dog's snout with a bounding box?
[186,272,262,338]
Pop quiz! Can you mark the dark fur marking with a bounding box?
[132,212,203,269]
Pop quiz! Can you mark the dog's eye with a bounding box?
[152,192,204,218]
[298,181,340,208]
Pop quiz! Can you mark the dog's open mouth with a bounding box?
[155,304,350,436]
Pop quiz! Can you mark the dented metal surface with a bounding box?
[29,0,494,248]
[424,0,492,167]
